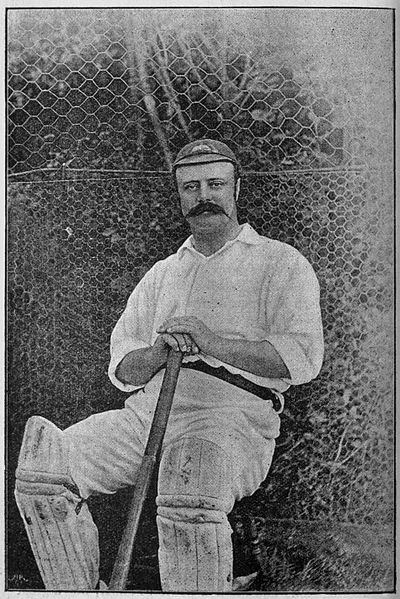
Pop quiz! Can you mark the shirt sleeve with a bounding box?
[264,248,324,386]
[108,268,157,392]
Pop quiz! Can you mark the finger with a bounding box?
[160,333,181,352]
[189,342,200,355]
[183,335,200,355]
[182,333,193,351]
[163,324,192,335]
[172,333,190,353]
[157,321,186,334]
[161,332,199,355]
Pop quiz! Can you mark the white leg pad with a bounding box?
[156,437,236,592]
[15,416,99,590]
[157,506,233,592]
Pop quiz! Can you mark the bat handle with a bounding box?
[108,349,183,590]
[145,350,183,459]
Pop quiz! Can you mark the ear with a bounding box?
[235,178,241,202]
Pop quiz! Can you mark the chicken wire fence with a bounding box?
[8,8,392,174]
[7,5,393,570]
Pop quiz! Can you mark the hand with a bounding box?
[153,331,200,356]
[157,316,217,355]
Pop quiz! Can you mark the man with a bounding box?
[15,139,324,591]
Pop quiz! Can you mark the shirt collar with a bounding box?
[176,223,265,259]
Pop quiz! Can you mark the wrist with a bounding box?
[151,338,169,366]
[203,331,223,357]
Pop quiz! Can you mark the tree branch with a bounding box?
[124,15,173,169]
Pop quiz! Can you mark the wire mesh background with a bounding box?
[7,7,394,589]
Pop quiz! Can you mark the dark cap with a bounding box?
[172,139,238,172]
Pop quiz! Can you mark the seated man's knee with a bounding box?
[157,436,235,513]
[156,437,235,592]
[15,416,99,590]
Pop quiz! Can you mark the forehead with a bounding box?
[175,161,235,183]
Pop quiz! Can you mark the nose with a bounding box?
[198,182,210,202]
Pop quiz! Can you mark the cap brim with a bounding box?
[173,154,235,169]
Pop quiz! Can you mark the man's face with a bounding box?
[175,161,239,233]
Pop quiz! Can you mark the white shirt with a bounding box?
[108,223,324,395]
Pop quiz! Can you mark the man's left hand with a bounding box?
[157,316,218,355]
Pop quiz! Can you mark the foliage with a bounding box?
[8,8,392,173]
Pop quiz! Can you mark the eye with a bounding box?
[183,182,199,191]
[210,181,224,188]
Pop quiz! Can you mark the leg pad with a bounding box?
[156,437,235,592]
[15,416,99,590]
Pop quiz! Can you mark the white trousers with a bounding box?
[64,369,280,502]
[63,369,280,590]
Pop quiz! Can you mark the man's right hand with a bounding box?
[115,333,199,387]
[153,332,200,356]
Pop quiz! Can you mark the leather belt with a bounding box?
[182,360,282,412]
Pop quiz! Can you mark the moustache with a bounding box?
[186,202,229,218]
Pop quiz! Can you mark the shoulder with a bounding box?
[152,250,180,270]
[248,226,309,264]
[140,250,180,281]
[246,226,317,279]
[127,252,179,302]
